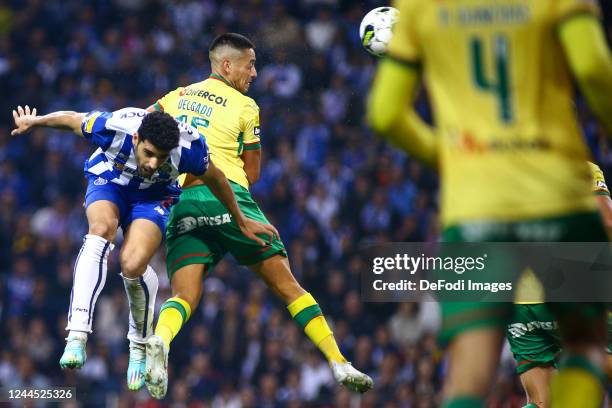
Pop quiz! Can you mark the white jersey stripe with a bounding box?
[87,159,112,176]
[106,132,128,161]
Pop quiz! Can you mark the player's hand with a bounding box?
[239,218,279,246]
[11,105,38,136]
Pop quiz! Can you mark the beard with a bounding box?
[138,167,154,178]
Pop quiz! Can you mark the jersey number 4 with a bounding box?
[470,34,513,124]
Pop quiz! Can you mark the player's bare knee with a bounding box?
[88,221,116,241]
[120,252,147,278]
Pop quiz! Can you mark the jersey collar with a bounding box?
[209,73,232,87]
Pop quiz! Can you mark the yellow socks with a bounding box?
[155,297,191,348]
[551,355,605,408]
[288,293,346,363]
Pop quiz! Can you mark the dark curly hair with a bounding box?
[137,111,180,151]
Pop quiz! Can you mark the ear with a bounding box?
[222,58,231,74]
[132,132,139,145]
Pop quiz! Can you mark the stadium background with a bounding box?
[1,1,612,407]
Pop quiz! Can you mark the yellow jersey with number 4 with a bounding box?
[153,74,261,189]
[389,0,600,226]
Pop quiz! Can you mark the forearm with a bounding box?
[246,170,260,185]
[560,15,612,133]
[367,59,438,168]
[35,111,85,135]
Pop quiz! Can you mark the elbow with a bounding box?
[575,66,603,94]
[247,172,260,185]
[366,89,403,137]
[367,105,396,136]
[573,56,612,95]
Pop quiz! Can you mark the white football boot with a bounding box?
[330,360,374,393]
[144,335,168,399]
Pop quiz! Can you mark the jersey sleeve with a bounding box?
[557,0,601,22]
[176,125,210,176]
[153,87,185,112]
[81,111,115,149]
[239,101,261,151]
[387,0,422,65]
[588,161,610,196]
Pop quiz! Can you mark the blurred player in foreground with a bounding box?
[508,161,612,408]
[368,1,612,407]
[11,105,275,390]
[144,32,373,399]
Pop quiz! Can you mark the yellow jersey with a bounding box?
[153,74,261,189]
[515,161,609,303]
[388,0,600,227]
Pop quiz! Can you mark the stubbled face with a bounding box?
[226,48,257,94]
[132,133,170,178]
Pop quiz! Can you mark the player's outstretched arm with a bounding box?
[198,160,279,246]
[11,105,86,137]
[560,15,612,133]
[367,60,438,168]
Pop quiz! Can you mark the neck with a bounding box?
[210,72,236,90]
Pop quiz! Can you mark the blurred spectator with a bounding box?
[258,3,302,51]
[305,7,338,52]
[300,349,333,401]
[258,49,302,100]
[389,302,423,346]
[306,182,339,230]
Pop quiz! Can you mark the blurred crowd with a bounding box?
[1,0,611,407]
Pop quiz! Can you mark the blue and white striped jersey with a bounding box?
[81,108,209,197]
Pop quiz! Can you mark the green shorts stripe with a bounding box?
[294,304,323,329]
[171,252,211,269]
[235,244,279,263]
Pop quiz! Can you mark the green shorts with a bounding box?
[165,182,286,280]
[507,306,612,374]
[507,303,561,374]
[439,212,607,345]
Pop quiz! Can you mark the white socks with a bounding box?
[122,265,159,344]
[66,234,159,345]
[66,234,114,333]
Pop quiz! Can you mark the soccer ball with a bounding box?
[359,7,399,57]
